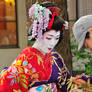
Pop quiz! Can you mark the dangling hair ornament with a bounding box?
[63,21,72,30]
[28,3,51,39]
[61,21,71,31]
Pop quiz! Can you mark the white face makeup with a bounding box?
[38,30,60,54]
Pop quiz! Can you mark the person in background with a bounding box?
[73,15,92,53]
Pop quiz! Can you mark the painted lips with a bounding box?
[48,48,52,50]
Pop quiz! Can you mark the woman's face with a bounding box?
[39,29,60,54]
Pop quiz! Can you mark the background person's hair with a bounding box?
[85,32,90,39]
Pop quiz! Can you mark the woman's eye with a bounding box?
[56,38,59,40]
[46,37,52,40]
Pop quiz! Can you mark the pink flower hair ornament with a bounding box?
[28,3,51,40]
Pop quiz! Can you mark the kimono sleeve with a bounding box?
[0,47,33,92]
[51,50,72,92]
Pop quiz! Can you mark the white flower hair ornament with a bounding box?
[63,21,72,30]
[28,3,51,40]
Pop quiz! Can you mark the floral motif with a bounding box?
[19,74,28,89]
[23,61,28,66]
[7,73,20,85]
[32,68,36,73]
[28,63,32,69]
[36,85,44,91]
[0,70,7,85]
[13,89,22,92]
[16,60,22,66]
[28,3,51,39]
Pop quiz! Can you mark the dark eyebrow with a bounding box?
[48,34,54,37]
[48,34,60,37]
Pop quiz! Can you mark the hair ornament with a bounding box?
[47,12,57,30]
[47,7,60,16]
[63,21,72,30]
[46,6,60,30]
[28,3,51,39]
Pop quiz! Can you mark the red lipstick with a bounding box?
[48,48,52,50]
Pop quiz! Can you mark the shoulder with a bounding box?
[20,47,33,55]
[16,47,34,59]
[21,46,32,52]
[51,49,67,68]
[51,49,64,61]
[51,49,70,73]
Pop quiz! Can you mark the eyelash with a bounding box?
[56,38,59,40]
[46,37,51,40]
[46,37,59,40]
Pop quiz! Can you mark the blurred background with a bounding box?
[0,0,92,76]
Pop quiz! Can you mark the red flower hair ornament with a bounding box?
[47,6,60,30]
[47,6,67,31]
[47,7,72,31]
[47,12,57,30]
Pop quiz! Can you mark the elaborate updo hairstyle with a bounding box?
[28,2,65,42]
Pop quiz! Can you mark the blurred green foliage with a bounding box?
[70,31,92,75]
[85,61,92,75]
[28,40,35,46]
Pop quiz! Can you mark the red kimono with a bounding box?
[0,47,53,92]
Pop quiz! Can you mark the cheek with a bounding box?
[42,39,49,48]
[89,43,92,48]
[44,39,49,45]
[87,39,92,48]
[55,40,59,45]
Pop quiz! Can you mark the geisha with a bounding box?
[0,2,92,92]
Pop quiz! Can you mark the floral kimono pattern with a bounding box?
[0,47,92,92]
[28,83,57,92]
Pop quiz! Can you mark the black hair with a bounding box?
[40,2,56,8]
[83,31,90,48]
[42,16,65,44]
[85,32,90,39]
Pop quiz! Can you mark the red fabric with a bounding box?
[47,7,60,16]
[57,89,62,92]
[47,12,57,30]
[62,26,65,31]
[47,7,64,31]
[0,47,52,92]
[47,6,60,30]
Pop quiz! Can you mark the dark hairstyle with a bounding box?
[41,2,65,43]
[85,32,90,39]
[83,31,90,48]
[40,2,56,8]
[28,2,65,43]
